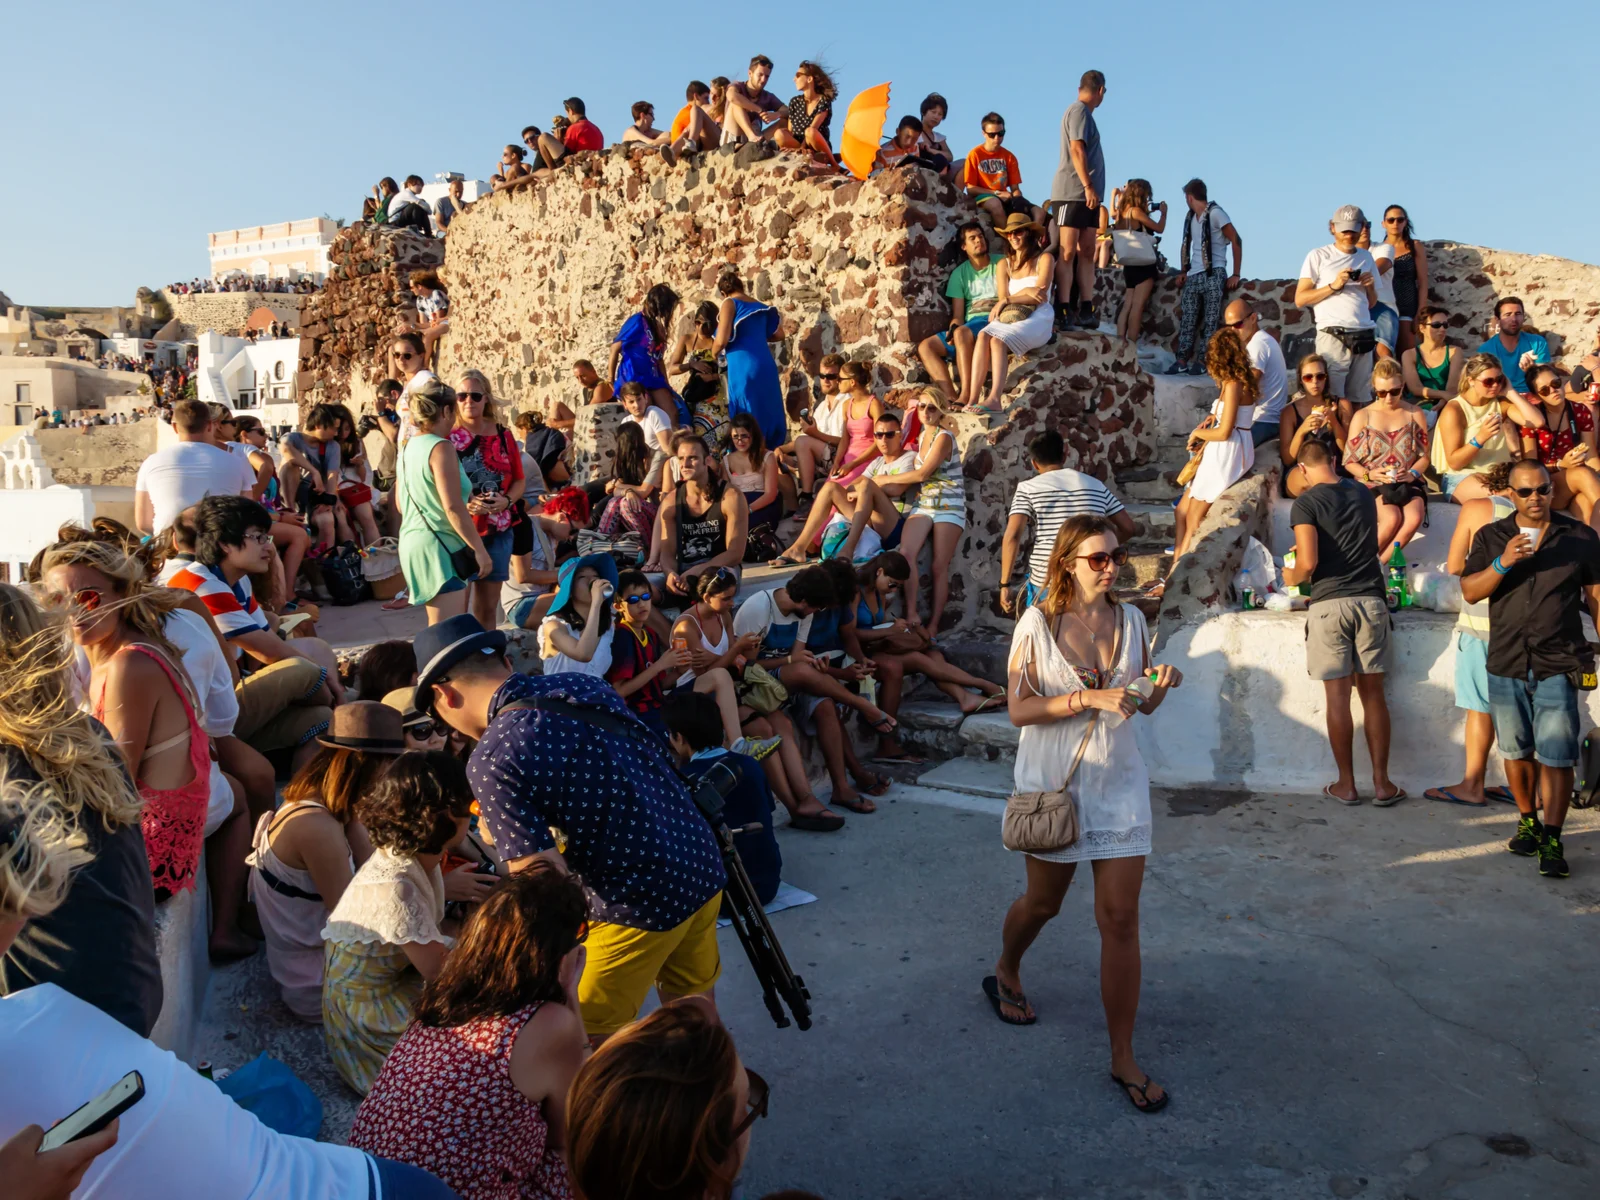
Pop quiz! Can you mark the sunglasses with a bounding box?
[404,718,442,740]
[1480,376,1508,389]
[457,391,485,401]
[1535,382,1565,397]
[1383,216,1406,224]
[1224,318,1249,329]
[1074,548,1130,571]
[621,592,652,606]
[873,429,899,439]
[393,349,419,361]
[985,129,1006,138]
[819,373,840,380]
[1301,372,1328,382]
[1374,386,1405,399]
[1512,484,1554,497]
[1422,321,1448,330]
[44,586,105,612]
[731,1069,770,1139]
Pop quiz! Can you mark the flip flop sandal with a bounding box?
[787,811,845,832]
[1323,783,1360,805]
[832,792,877,813]
[1371,787,1407,808]
[972,694,1007,715]
[872,753,926,766]
[868,714,898,736]
[767,554,807,568]
[1424,787,1488,807]
[859,773,890,797]
[1484,786,1516,805]
[981,975,1036,1026]
[1109,1072,1170,1114]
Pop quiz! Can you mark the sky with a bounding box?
[6,0,1598,307]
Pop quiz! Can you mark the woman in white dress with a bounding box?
[959,213,1056,414]
[1162,328,1260,593]
[985,515,1182,1114]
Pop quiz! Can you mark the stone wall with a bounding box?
[158,291,305,340]
[34,422,159,486]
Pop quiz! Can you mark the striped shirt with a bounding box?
[1009,469,1127,588]
[166,563,269,643]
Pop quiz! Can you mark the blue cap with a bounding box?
[549,554,620,617]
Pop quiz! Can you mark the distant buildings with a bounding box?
[195,330,301,425]
[208,218,338,284]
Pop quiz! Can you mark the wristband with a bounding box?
[1469,438,1483,449]
[1492,556,1510,575]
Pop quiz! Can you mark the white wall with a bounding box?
[196,330,301,410]
[0,485,97,579]
[1138,608,1600,794]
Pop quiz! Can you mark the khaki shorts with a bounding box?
[578,893,723,1038]
[233,657,332,751]
[1306,596,1392,680]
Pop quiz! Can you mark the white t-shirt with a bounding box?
[733,588,813,658]
[863,449,920,512]
[622,405,676,456]
[164,608,237,737]
[134,441,256,533]
[1183,203,1233,274]
[1246,329,1290,427]
[1009,468,1127,588]
[0,984,374,1199]
[1369,242,1397,309]
[539,616,614,677]
[1299,244,1377,331]
[812,394,847,439]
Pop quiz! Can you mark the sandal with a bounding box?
[857,772,890,797]
[872,752,926,766]
[1424,787,1487,807]
[1109,1071,1169,1114]
[832,791,877,814]
[768,554,807,569]
[981,975,1036,1026]
[867,713,898,736]
[787,810,845,832]
[972,693,1006,715]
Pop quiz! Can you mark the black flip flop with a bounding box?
[788,811,845,832]
[1109,1071,1170,1114]
[981,975,1036,1026]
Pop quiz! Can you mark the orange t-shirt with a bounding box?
[963,146,1021,195]
[670,105,693,143]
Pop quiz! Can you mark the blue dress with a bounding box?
[614,313,670,391]
[724,299,786,451]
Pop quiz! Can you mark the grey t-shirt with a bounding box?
[1050,100,1104,204]
[283,430,341,480]
[1290,479,1386,604]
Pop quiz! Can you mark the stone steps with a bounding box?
[893,699,1018,800]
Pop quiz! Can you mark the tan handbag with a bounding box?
[1000,610,1123,855]
[991,302,1037,325]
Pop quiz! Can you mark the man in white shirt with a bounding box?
[788,353,848,501]
[1000,429,1135,613]
[618,383,679,459]
[1224,299,1290,448]
[1168,178,1243,376]
[133,399,256,535]
[769,411,915,565]
[1295,204,1381,404]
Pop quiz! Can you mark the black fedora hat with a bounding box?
[413,614,509,715]
[316,701,407,754]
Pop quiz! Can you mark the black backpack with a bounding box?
[318,545,369,607]
[1573,728,1600,808]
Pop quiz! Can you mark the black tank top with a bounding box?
[675,482,726,569]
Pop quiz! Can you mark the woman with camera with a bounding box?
[986,516,1181,1116]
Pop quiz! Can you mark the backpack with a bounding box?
[1574,729,1600,808]
[318,545,369,606]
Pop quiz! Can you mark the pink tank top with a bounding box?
[94,643,211,895]
[834,398,878,486]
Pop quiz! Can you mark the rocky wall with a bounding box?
[295,227,444,409]
[33,422,159,486]
[158,291,304,340]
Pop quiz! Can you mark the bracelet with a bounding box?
[1492,556,1510,575]
[1469,438,1483,449]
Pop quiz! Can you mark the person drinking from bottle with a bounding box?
[1519,363,1600,533]
[1427,353,1546,503]
[1461,459,1600,880]
[419,615,727,1042]
[985,515,1181,1117]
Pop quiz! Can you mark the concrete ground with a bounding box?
[198,782,1600,1200]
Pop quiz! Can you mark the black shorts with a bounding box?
[1055,200,1102,230]
[1122,262,1160,290]
[511,510,534,556]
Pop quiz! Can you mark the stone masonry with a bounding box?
[158,291,305,341]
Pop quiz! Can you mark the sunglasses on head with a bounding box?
[1512,484,1553,497]
[1074,547,1130,571]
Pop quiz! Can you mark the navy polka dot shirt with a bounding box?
[468,672,726,931]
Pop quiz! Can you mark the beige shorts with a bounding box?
[1306,596,1392,680]
[234,658,332,751]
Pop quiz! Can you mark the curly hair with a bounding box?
[1205,328,1260,403]
[414,866,588,1028]
[357,750,473,856]
[567,1004,744,1200]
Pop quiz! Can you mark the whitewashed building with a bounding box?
[208,219,337,283]
[196,330,301,425]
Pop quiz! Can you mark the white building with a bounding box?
[208,219,337,283]
[100,336,191,369]
[196,330,301,426]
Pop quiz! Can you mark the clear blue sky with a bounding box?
[6,0,1597,306]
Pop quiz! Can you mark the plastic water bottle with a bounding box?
[1126,670,1159,704]
[1284,547,1308,597]
[1385,542,1410,611]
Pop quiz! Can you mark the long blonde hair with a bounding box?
[0,779,92,923]
[0,585,143,831]
[38,540,185,668]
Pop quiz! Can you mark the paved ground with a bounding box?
[199,782,1600,1199]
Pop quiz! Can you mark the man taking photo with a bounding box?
[1282,439,1403,808]
[1462,459,1600,879]
[419,615,728,1039]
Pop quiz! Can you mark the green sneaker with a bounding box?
[1538,833,1570,879]
[1507,814,1542,856]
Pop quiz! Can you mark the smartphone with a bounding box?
[39,1071,144,1152]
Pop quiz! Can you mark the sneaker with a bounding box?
[1186,362,1207,376]
[1507,814,1542,856]
[731,735,782,762]
[1077,305,1098,330]
[1538,832,1570,878]
[1164,361,1188,376]
[1054,308,1075,332]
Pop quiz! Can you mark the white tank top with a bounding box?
[679,609,729,684]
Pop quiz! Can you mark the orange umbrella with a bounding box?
[839,83,891,181]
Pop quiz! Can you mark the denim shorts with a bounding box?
[937,315,990,358]
[1371,303,1399,351]
[1486,670,1581,767]
[480,529,514,583]
[1441,470,1477,498]
[1453,631,1490,713]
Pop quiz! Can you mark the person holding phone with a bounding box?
[1294,205,1382,403]
[451,371,525,631]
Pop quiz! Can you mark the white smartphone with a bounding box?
[38,1070,144,1152]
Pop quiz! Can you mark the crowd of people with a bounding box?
[166,276,317,295]
[7,54,1600,1200]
